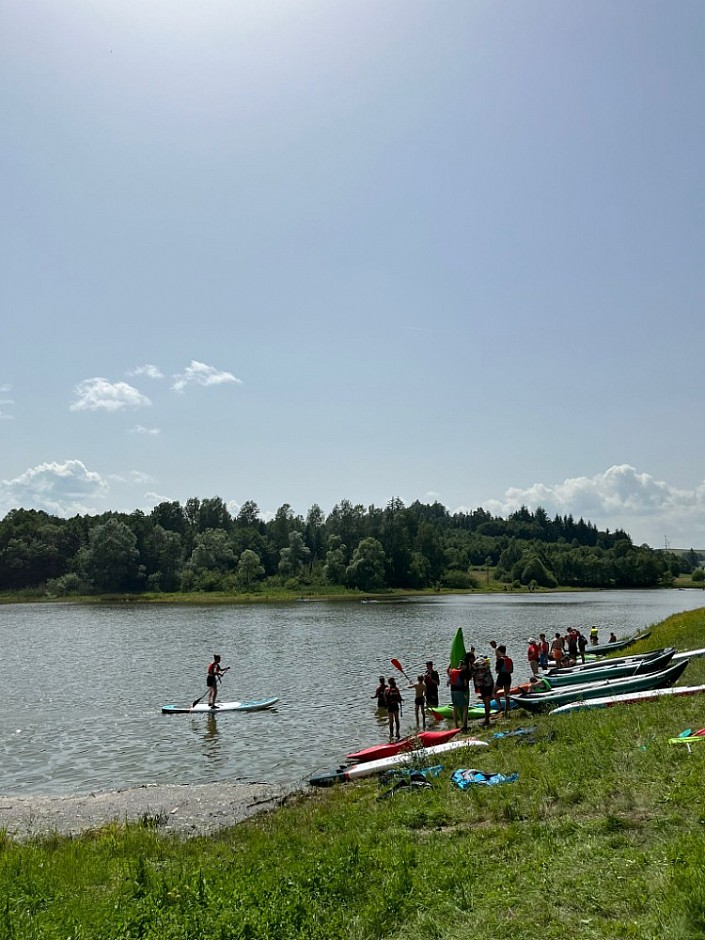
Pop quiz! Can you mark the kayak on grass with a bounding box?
[429,699,519,721]
[309,737,489,788]
[538,649,676,689]
[346,728,459,763]
[161,698,279,714]
[511,659,689,713]
[546,647,672,676]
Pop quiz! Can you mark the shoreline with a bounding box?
[0,781,295,841]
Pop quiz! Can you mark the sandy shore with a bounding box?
[0,782,294,841]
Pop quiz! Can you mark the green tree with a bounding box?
[346,537,387,591]
[236,549,265,589]
[323,535,347,585]
[278,531,311,579]
[77,519,140,592]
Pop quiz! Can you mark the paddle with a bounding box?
[191,667,230,709]
[391,658,411,682]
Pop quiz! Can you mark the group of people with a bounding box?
[447,641,514,731]
[526,626,617,671]
[372,661,441,740]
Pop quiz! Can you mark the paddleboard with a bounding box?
[310,737,488,787]
[549,684,705,715]
[346,729,459,763]
[161,698,279,715]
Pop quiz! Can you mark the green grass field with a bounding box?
[3,609,705,939]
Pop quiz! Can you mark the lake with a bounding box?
[2,590,704,795]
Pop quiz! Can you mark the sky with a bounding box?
[2,1,705,549]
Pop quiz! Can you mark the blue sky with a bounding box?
[3,1,705,548]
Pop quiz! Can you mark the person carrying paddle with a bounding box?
[206,655,228,708]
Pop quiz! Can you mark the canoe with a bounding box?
[161,698,279,714]
[510,659,689,713]
[587,629,652,656]
[309,737,489,787]
[346,728,459,763]
[429,699,518,721]
[540,649,675,688]
[550,682,705,715]
[546,647,671,676]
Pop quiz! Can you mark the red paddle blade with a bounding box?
[391,658,404,671]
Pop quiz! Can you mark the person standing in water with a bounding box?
[206,655,228,708]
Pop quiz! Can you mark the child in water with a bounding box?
[408,675,427,729]
[371,675,387,709]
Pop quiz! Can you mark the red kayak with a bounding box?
[346,728,459,763]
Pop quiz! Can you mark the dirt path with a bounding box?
[0,782,293,841]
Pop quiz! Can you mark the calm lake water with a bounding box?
[2,590,704,796]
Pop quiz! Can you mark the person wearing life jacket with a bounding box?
[385,676,403,741]
[494,644,514,717]
[371,675,387,709]
[527,638,540,677]
[423,661,440,710]
[590,625,599,646]
[467,651,495,728]
[538,634,550,669]
[446,659,469,730]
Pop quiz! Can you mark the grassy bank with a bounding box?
[3,610,705,939]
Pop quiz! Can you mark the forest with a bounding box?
[0,497,701,596]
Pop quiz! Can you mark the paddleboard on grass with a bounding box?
[162,698,279,714]
[549,684,705,715]
[310,737,488,787]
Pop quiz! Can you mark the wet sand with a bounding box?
[0,782,294,841]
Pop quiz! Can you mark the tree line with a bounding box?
[0,497,699,596]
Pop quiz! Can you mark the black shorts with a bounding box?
[476,684,494,699]
[495,675,512,691]
[206,675,216,688]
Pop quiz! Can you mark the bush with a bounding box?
[441,569,478,590]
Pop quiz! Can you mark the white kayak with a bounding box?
[309,737,488,787]
[162,698,279,714]
[549,684,705,715]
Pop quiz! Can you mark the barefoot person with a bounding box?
[409,675,427,729]
[385,677,403,740]
[207,655,228,708]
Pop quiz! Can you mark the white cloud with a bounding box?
[129,425,161,435]
[0,460,109,517]
[129,470,155,484]
[480,464,705,548]
[171,360,241,393]
[70,378,152,412]
[128,364,164,380]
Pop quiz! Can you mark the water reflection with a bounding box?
[201,713,221,762]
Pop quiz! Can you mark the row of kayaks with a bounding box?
[310,730,489,787]
[423,645,705,716]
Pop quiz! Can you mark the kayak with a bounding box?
[550,682,705,715]
[430,699,518,721]
[309,737,489,787]
[587,629,652,656]
[451,627,466,668]
[161,698,279,714]
[511,659,689,713]
[546,647,672,676]
[346,728,459,763]
[541,649,676,688]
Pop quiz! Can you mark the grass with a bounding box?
[2,609,705,938]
